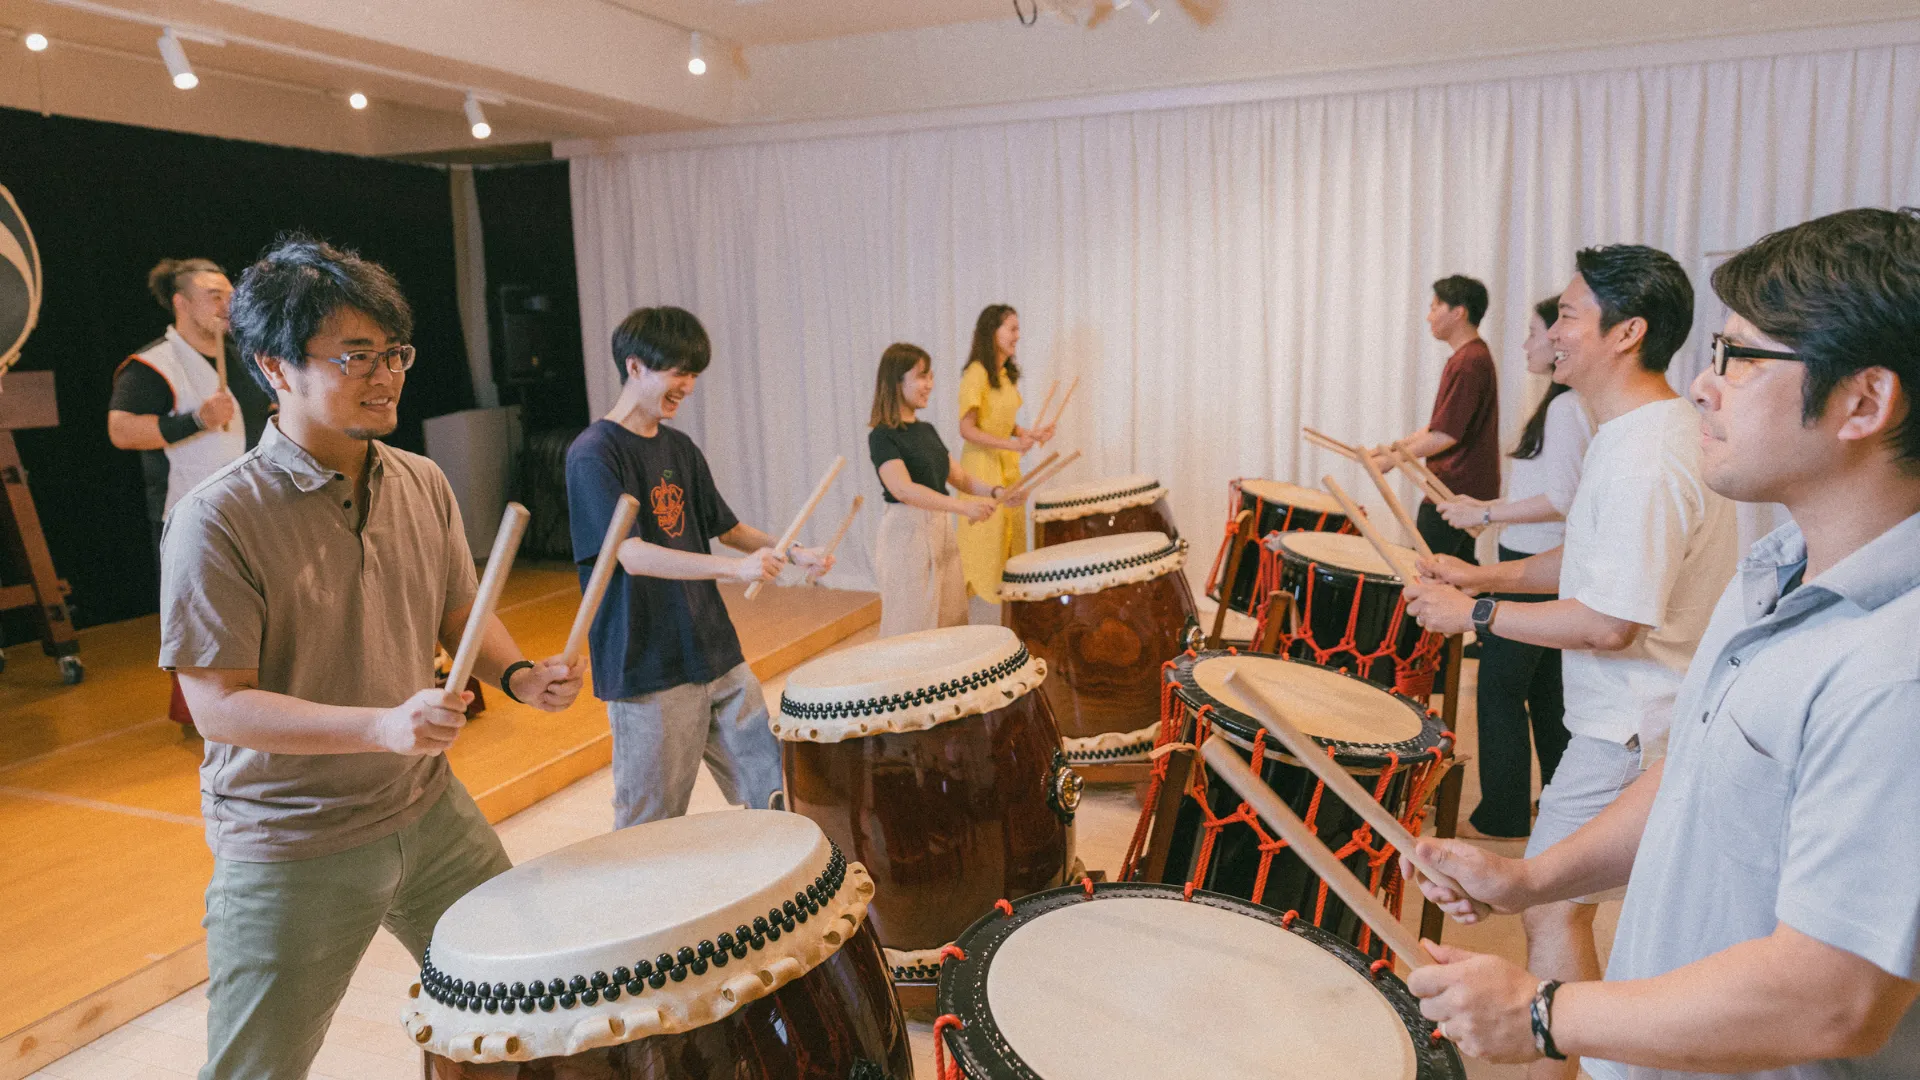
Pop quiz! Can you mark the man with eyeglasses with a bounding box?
[1404,244,1740,1080]
[1399,206,1920,1080]
[161,236,584,1080]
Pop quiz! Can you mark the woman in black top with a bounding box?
[868,342,1022,637]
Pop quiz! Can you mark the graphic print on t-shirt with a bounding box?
[652,471,687,538]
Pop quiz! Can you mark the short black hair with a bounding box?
[1713,206,1920,466]
[228,235,412,399]
[146,257,225,313]
[1573,245,1694,373]
[1432,275,1489,326]
[611,306,710,380]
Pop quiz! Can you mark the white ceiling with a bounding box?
[599,0,1015,47]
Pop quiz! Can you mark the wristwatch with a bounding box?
[1530,979,1567,1060]
[1471,596,1499,636]
[1481,505,1494,526]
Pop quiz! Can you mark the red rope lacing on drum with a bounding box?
[933,1014,965,1080]
[994,899,1014,917]
[1253,553,1446,705]
[1119,680,1453,966]
[938,945,967,964]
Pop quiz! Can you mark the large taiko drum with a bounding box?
[1207,479,1354,617]
[775,625,1079,983]
[405,810,911,1079]
[1136,652,1452,958]
[1031,473,1177,549]
[1267,531,1446,702]
[999,532,1199,768]
[934,881,1466,1080]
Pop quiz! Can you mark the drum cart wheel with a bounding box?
[59,654,83,684]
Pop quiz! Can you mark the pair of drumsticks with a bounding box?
[1202,670,1488,970]
[1029,376,1078,437]
[1303,426,1482,541]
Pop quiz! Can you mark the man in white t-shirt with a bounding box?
[1405,244,1739,1080]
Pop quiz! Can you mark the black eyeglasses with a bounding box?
[1710,333,1798,376]
[307,344,417,379]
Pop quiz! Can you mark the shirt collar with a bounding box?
[1738,511,1920,620]
[258,419,384,493]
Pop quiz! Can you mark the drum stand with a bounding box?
[0,372,81,683]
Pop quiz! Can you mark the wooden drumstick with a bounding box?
[1013,451,1059,493]
[1322,476,1421,584]
[1223,670,1490,919]
[1041,375,1079,430]
[745,456,846,600]
[1200,735,1434,967]
[561,493,640,666]
[446,502,531,697]
[1390,444,1484,538]
[1358,449,1434,559]
[1301,426,1363,460]
[809,495,863,583]
[1033,380,1059,429]
[1004,449,1081,503]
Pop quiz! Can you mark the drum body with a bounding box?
[1031,474,1177,549]
[999,533,1198,765]
[428,920,907,1079]
[1141,652,1450,958]
[936,881,1465,1080]
[776,626,1077,978]
[1208,479,1354,616]
[1269,531,1444,700]
[406,811,909,1079]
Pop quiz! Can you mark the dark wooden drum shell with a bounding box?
[1276,544,1434,692]
[782,689,1073,954]
[1002,570,1197,742]
[1034,495,1178,549]
[426,919,912,1080]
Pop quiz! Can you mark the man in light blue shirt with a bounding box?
[1400,205,1920,1079]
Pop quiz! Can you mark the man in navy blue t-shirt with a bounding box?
[566,307,832,826]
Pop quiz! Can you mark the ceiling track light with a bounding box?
[23,32,49,52]
[687,31,706,76]
[348,91,368,110]
[463,91,491,139]
[158,27,197,89]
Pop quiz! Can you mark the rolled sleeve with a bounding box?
[159,498,264,670]
[1778,679,1920,979]
[1566,472,1693,628]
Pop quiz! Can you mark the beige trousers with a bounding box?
[875,502,968,638]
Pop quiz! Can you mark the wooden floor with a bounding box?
[0,569,879,1080]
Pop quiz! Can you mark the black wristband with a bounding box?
[1531,979,1567,1061]
[157,412,203,444]
[499,660,536,703]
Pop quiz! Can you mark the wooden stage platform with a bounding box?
[0,569,879,1080]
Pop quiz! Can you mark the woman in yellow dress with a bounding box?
[957,304,1054,601]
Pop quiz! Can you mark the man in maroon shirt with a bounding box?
[1384,275,1501,563]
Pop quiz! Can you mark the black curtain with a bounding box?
[474,161,588,432]
[0,106,473,635]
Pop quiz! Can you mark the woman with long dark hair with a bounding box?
[1438,295,1594,838]
[955,304,1052,601]
[867,342,1020,637]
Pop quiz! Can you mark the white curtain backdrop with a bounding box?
[571,40,1920,591]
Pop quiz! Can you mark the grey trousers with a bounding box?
[200,781,510,1080]
[607,661,783,828]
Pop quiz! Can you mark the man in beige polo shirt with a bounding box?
[162,236,583,1080]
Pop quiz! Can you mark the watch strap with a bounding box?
[1531,979,1567,1060]
[499,659,537,703]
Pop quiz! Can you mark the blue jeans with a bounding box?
[606,661,782,828]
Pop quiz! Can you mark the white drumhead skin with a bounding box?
[1031,474,1165,522]
[985,897,1415,1080]
[772,625,1044,742]
[999,531,1186,602]
[1280,530,1412,580]
[1239,479,1345,516]
[1193,655,1423,745]
[432,810,828,984]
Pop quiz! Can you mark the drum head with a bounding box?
[1191,654,1425,747]
[1239,479,1343,516]
[407,810,873,1062]
[1279,530,1411,580]
[1031,473,1164,522]
[999,531,1185,601]
[941,884,1430,1080]
[774,624,1043,741]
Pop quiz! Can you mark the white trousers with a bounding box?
[875,502,967,639]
